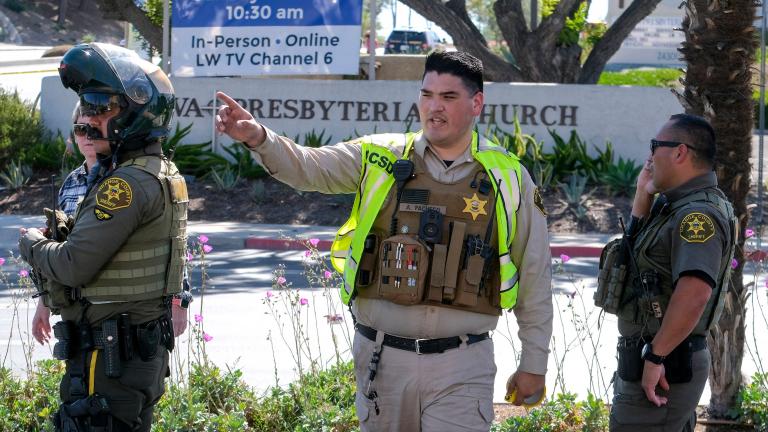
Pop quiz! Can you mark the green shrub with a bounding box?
[492,392,609,432]
[22,134,69,170]
[598,68,683,87]
[0,360,64,431]
[152,360,357,431]
[3,0,25,13]
[0,88,48,168]
[163,123,229,178]
[738,372,768,430]
[223,142,268,179]
[600,157,642,197]
[0,159,32,190]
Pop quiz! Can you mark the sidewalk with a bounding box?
[0,215,613,257]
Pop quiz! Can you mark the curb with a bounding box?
[244,236,604,258]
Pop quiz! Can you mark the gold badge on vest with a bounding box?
[96,177,133,211]
[679,212,715,243]
[462,193,488,221]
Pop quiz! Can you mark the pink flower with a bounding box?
[731,258,738,269]
[0,257,5,266]
[203,244,213,254]
[324,270,332,279]
[560,254,570,263]
[203,332,213,342]
[324,313,344,324]
[198,235,209,244]
[300,298,309,306]
[186,252,193,262]
[194,314,203,323]
[745,228,755,238]
[19,269,28,277]
[266,291,274,298]
[304,250,311,257]
[277,276,286,285]
[309,238,320,247]
[765,279,768,288]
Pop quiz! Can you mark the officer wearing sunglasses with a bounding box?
[19,43,189,432]
[600,114,736,431]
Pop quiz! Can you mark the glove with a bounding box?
[18,228,47,263]
[43,208,74,241]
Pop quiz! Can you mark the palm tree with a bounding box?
[675,0,757,418]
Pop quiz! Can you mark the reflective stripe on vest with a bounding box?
[331,131,523,309]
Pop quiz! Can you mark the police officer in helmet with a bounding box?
[19,43,189,432]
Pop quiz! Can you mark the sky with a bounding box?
[374,0,609,42]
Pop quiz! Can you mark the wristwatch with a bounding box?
[641,343,665,365]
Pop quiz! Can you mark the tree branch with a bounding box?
[400,0,522,81]
[578,0,663,83]
[97,0,162,50]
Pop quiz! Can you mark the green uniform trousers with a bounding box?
[610,348,709,432]
[60,344,169,431]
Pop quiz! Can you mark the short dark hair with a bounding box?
[668,113,716,167]
[423,51,484,94]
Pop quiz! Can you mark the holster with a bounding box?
[664,338,696,384]
[53,393,110,432]
[616,336,644,382]
[136,320,161,361]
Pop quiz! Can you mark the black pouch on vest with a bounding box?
[136,320,160,361]
[617,337,643,382]
[357,234,378,287]
[52,321,77,360]
[664,340,693,384]
[101,319,122,378]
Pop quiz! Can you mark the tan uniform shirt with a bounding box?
[19,146,168,325]
[250,127,553,374]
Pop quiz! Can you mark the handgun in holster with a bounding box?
[136,320,161,361]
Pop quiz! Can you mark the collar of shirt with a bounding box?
[663,171,718,203]
[74,163,88,182]
[413,134,475,171]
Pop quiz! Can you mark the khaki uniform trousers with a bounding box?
[610,348,710,432]
[353,330,496,432]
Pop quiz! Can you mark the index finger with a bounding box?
[216,91,240,109]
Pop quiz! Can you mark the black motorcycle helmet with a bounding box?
[58,42,175,152]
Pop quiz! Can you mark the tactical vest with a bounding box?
[78,156,188,303]
[616,190,736,335]
[330,131,523,315]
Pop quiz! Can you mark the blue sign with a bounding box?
[171,0,364,76]
[174,0,362,27]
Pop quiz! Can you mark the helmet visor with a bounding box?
[79,93,125,116]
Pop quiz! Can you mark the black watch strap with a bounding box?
[642,343,665,365]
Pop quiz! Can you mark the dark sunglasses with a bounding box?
[79,93,124,117]
[650,139,684,154]
[73,123,88,137]
[650,138,702,155]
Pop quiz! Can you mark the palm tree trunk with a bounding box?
[676,0,757,418]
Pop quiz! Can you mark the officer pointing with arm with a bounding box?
[597,114,736,431]
[216,51,553,431]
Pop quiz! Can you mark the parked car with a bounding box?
[384,29,444,54]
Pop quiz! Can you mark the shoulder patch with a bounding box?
[533,187,547,216]
[94,208,113,221]
[96,177,133,211]
[680,212,715,243]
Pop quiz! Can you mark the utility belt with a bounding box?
[52,314,174,377]
[616,334,707,384]
[356,323,489,355]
